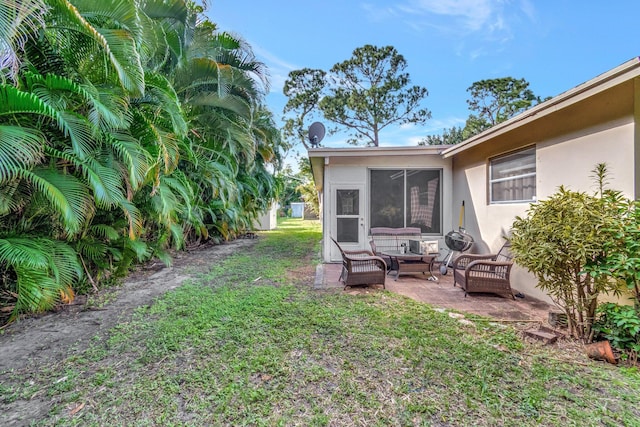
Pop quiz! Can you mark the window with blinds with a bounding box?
[489,147,536,203]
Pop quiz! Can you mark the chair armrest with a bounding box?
[452,253,496,270]
[343,249,375,258]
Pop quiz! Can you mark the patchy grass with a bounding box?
[3,218,640,426]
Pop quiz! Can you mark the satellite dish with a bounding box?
[308,122,325,147]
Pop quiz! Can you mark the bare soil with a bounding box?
[0,238,258,427]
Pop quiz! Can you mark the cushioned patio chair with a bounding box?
[331,237,387,289]
[452,241,515,299]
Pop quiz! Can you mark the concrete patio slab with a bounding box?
[317,262,556,324]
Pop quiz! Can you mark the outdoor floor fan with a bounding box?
[439,201,474,275]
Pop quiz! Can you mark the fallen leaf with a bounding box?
[69,402,85,416]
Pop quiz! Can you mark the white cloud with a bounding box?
[401,0,536,61]
[405,0,494,32]
[252,45,298,71]
[364,0,535,46]
[422,116,467,134]
[250,44,300,94]
[361,2,400,22]
[519,0,536,22]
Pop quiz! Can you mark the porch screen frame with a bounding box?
[368,168,442,235]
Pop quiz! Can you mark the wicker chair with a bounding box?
[331,237,387,289]
[452,241,515,299]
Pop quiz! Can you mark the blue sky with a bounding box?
[210,0,640,161]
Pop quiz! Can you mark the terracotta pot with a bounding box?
[585,340,617,364]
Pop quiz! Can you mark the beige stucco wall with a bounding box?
[451,116,636,303]
[322,154,453,263]
[537,118,635,197]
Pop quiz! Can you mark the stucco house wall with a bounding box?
[444,58,640,302]
[309,57,640,304]
[309,148,452,263]
[450,117,636,302]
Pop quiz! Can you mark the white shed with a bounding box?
[290,202,305,218]
[253,203,278,230]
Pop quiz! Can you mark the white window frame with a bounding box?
[489,147,536,204]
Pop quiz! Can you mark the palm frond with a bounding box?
[48,236,83,286]
[0,236,81,318]
[24,73,127,131]
[126,237,151,261]
[57,110,99,159]
[46,146,126,209]
[119,198,143,239]
[0,84,98,159]
[89,223,119,240]
[108,130,152,191]
[140,0,188,22]
[20,167,92,234]
[0,179,28,215]
[150,176,182,223]
[47,0,145,95]
[75,238,109,263]
[0,0,49,80]
[0,237,50,270]
[189,92,251,118]
[70,0,143,40]
[168,222,184,250]
[188,31,269,92]
[12,266,59,315]
[0,83,58,118]
[0,125,44,183]
[144,71,187,137]
[130,111,180,174]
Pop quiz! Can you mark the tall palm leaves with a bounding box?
[0,0,147,316]
[0,0,283,320]
[0,0,49,81]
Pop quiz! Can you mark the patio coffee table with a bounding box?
[381,250,438,281]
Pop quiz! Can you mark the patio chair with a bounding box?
[331,237,387,289]
[452,241,515,299]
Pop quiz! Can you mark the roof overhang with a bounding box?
[307,57,640,190]
[308,146,446,191]
[442,56,640,158]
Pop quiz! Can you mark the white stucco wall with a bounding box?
[451,117,636,303]
[321,154,453,263]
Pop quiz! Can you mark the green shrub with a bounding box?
[584,198,640,306]
[510,164,624,341]
[593,302,640,359]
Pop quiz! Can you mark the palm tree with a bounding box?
[0,0,284,320]
[0,0,150,317]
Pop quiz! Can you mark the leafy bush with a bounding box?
[585,198,640,306]
[593,303,640,360]
[510,164,624,341]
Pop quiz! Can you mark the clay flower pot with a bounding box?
[585,340,617,364]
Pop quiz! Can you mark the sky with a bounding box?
[209,0,640,164]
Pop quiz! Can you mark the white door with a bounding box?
[329,184,366,261]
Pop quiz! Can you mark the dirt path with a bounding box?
[0,238,258,426]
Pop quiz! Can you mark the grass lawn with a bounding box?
[2,218,640,426]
